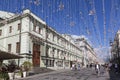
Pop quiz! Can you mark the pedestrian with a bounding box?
[77,64,80,70]
[87,64,88,68]
[114,63,118,74]
[95,62,100,76]
[104,63,108,71]
[71,64,75,70]
[74,64,77,70]
[90,63,92,68]
[108,63,112,71]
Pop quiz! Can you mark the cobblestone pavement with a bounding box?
[17,68,110,80]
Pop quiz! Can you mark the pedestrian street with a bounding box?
[17,67,110,80]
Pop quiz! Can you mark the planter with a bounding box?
[0,72,9,80]
[23,71,27,78]
[8,72,14,80]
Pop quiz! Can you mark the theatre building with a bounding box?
[0,9,83,69]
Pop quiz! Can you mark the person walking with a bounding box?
[71,64,75,70]
[95,62,100,76]
[108,63,112,71]
[114,63,118,74]
[77,64,80,70]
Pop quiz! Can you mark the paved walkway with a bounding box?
[16,67,110,80]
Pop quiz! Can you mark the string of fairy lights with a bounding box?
[109,0,114,41]
[85,0,102,47]
[0,0,120,48]
[102,0,106,46]
[85,0,101,47]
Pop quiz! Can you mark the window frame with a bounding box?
[18,23,21,30]
[0,29,2,36]
[9,26,12,33]
[16,42,20,53]
[8,44,11,52]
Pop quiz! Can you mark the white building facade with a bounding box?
[111,30,120,63]
[74,38,97,67]
[0,9,83,69]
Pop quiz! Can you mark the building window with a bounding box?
[46,33,48,39]
[16,42,20,53]
[18,23,21,30]
[33,24,36,31]
[8,44,11,52]
[46,47,49,57]
[53,35,55,41]
[9,26,12,33]
[47,60,54,67]
[39,28,41,34]
[0,30,2,36]
[57,38,59,43]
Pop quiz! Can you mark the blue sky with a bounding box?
[0,0,120,59]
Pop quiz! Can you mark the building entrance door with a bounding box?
[70,61,73,68]
[33,43,40,67]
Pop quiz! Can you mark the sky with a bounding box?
[0,0,120,60]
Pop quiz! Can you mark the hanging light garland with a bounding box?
[58,1,64,11]
[34,0,40,6]
[22,0,25,10]
[83,0,91,36]
[88,10,95,15]
[82,0,98,47]
[109,0,114,40]
[70,21,75,27]
[29,0,32,3]
[29,0,33,10]
[90,0,102,46]
[102,0,106,46]
[68,0,71,34]
[41,0,44,13]
[1,0,117,48]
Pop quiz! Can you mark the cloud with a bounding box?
[71,35,88,40]
[94,47,110,62]
[71,35,93,46]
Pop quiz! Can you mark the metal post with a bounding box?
[109,40,113,62]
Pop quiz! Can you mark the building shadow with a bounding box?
[108,68,120,80]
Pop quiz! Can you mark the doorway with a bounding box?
[33,43,40,67]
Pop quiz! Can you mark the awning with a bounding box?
[0,50,23,60]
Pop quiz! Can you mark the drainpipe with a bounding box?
[18,15,22,66]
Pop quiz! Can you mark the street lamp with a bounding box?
[109,40,113,61]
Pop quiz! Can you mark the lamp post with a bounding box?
[109,40,113,61]
[18,15,22,67]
